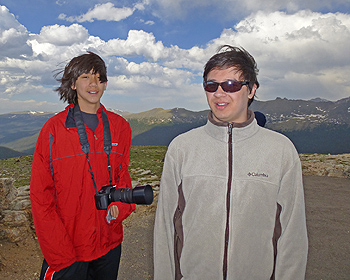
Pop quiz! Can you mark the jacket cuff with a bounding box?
[106,208,116,223]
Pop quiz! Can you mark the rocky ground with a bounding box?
[300,153,350,178]
[0,153,349,279]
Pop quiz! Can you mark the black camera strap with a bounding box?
[73,104,113,194]
[101,109,113,186]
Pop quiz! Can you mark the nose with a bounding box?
[90,75,99,85]
[213,85,227,97]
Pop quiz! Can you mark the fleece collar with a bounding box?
[204,109,259,143]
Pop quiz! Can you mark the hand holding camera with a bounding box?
[95,184,154,210]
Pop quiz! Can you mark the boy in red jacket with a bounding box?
[30,52,135,280]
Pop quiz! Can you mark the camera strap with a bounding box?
[73,104,113,194]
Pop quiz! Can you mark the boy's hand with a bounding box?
[110,205,119,218]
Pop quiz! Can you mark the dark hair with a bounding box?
[254,111,266,127]
[203,45,259,106]
[54,52,107,104]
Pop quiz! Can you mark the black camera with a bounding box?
[95,184,154,210]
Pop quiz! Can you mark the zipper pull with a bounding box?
[228,123,233,135]
[94,134,98,140]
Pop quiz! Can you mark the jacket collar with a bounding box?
[64,103,106,128]
[204,109,259,143]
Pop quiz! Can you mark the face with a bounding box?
[205,67,256,124]
[71,70,107,113]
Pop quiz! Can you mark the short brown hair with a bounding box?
[203,45,259,106]
[54,52,107,104]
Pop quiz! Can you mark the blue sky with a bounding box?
[0,0,349,114]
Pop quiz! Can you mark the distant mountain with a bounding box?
[0,111,54,154]
[128,97,350,154]
[248,97,350,153]
[129,108,207,145]
[249,97,350,130]
[0,97,349,158]
[0,146,28,159]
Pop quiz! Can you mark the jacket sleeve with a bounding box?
[30,124,77,271]
[275,156,308,279]
[153,144,180,279]
[108,120,135,223]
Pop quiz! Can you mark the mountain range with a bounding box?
[0,97,349,159]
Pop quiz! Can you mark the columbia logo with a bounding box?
[247,172,269,178]
[112,143,118,146]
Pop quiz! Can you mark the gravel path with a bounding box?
[0,175,349,279]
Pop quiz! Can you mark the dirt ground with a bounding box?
[0,175,349,280]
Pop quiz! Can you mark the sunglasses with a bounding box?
[203,80,250,93]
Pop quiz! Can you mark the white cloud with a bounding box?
[33,24,90,46]
[140,19,155,25]
[102,30,206,71]
[0,58,41,74]
[149,0,350,20]
[237,0,350,13]
[204,10,350,101]
[103,30,169,61]
[59,2,141,23]
[0,5,32,58]
[0,2,349,114]
[229,10,350,67]
[55,0,67,6]
[103,55,197,99]
[27,24,105,61]
[0,98,63,114]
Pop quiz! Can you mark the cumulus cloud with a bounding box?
[103,30,169,61]
[99,9,349,107]
[58,2,145,23]
[238,0,350,13]
[27,24,106,62]
[0,5,32,58]
[107,59,194,91]
[204,10,350,101]
[101,30,206,71]
[101,55,200,111]
[0,2,349,113]
[149,0,350,20]
[222,10,350,68]
[0,98,64,114]
[33,24,90,46]
[95,53,205,112]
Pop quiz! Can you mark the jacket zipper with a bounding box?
[223,123,233,280]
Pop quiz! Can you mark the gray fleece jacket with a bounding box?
[154,110,308,280]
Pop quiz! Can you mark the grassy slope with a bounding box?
[1,146,348,188]
[0,146,168,187]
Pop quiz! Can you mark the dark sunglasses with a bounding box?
[203,80,250,93]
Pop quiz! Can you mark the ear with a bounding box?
[248,83,257,99]
[104,82,107,90]
[71,83,76,90]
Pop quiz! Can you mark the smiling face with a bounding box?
[205,67,256,124]
[71,70,107,113]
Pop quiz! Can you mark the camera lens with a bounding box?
[110,185,153,205]
[132,185,153,205]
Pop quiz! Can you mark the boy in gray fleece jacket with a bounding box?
[154,45,308,280]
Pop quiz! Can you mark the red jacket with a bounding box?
[30,104,135,271]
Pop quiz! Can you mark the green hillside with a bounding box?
[0,146,168,187]
[126,108,173,120]
[0,146,28,159]
[3,132,40,154]
[1,97,350,157]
